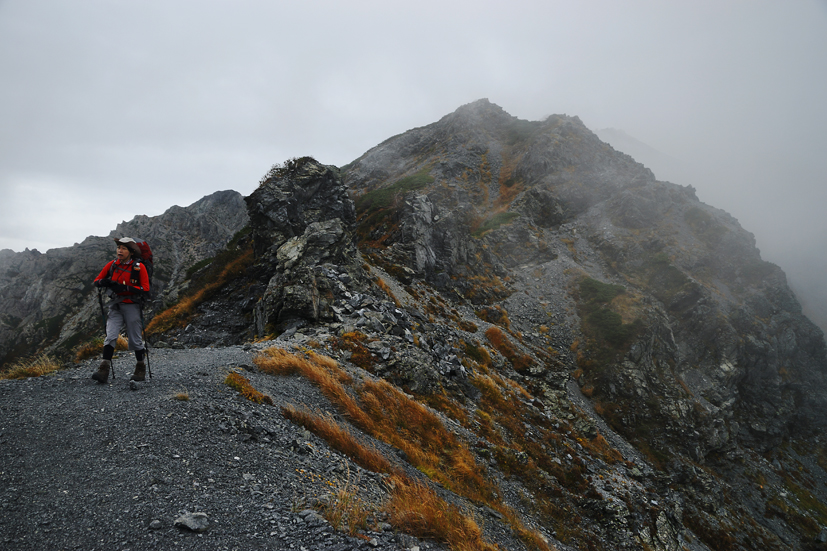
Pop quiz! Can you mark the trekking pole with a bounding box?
[97,288,115,379]
[140,304,152,379]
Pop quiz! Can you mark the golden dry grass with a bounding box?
[610,291,645,325]
[224,372,273,405]
[375,277,401,307]
[322,471,373,535]
[484,327,534,372]
[254,347,371,427]
[386,475,498,551]
[256,347,493,497]
[280,405,395,474]
[0,354,62,380]
[74,339,102,362]
[335,331,377,372]
[256,346,554,551]
[359,378,496,502]
[582,433,623,464]
[75,335,129,362]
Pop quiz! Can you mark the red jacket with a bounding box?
[94,259,150,304]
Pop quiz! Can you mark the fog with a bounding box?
[1,1,825,329]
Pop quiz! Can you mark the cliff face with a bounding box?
[0,190,248,367]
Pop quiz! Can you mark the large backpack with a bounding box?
[109,240,154,304]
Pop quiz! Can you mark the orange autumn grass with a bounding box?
[484,326,534,372]
[0,354,62,380]
[254,347,554,551]
[255,347,494,502]
[387,475,498,551]
[280,405,395,475]
[224,372,273,405]
[282,402,497,550]
[75,335,129,362]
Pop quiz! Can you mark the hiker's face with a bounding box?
[116,245,132,261]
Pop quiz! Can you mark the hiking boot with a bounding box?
[131,361,146,382]
[92,360,110,384]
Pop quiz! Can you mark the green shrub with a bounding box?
[585,309,637,348]
[472,212,520,236]
[504,119,542,145]
[684,206,726,245]
[580,277,625,304]
[355,168,434,217]
[576,278,641,363]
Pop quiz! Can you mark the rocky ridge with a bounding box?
[3,101,827,551]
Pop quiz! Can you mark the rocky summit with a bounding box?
[2,100,827,551]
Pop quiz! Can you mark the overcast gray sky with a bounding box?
[2,1,826,290]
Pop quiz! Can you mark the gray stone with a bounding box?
[174,512,209,533]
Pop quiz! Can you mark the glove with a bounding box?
[109,282,128,293]
[94,278,112,288]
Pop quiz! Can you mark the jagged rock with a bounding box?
[245,157,355,265]
[245,158,370,335]
[345,98,827,459]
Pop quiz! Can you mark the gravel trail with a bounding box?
[0,345,445,551]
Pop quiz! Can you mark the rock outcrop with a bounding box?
[246,157,369,334]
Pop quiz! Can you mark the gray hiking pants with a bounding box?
[104,302,145,352]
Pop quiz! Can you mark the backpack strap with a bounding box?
[130,260,150,303]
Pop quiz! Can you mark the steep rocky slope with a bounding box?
[4,101,827,551]
[0,190,248,367]
[345,99,827,456]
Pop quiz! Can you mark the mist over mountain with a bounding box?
[2,100,827,551]
[594,127,827,338]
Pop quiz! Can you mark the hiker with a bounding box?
[91,237,150,383]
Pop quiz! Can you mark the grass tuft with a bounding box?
[375,277,401,307]
[146,246,253,335]
[256,346,554,551]
[224,372,273,405]
[386,475,498,551]
[0,354,62,380]
[320,465,373,535]
[334,331,377,372]
[281,405,395,474]
[484,327,534,372]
